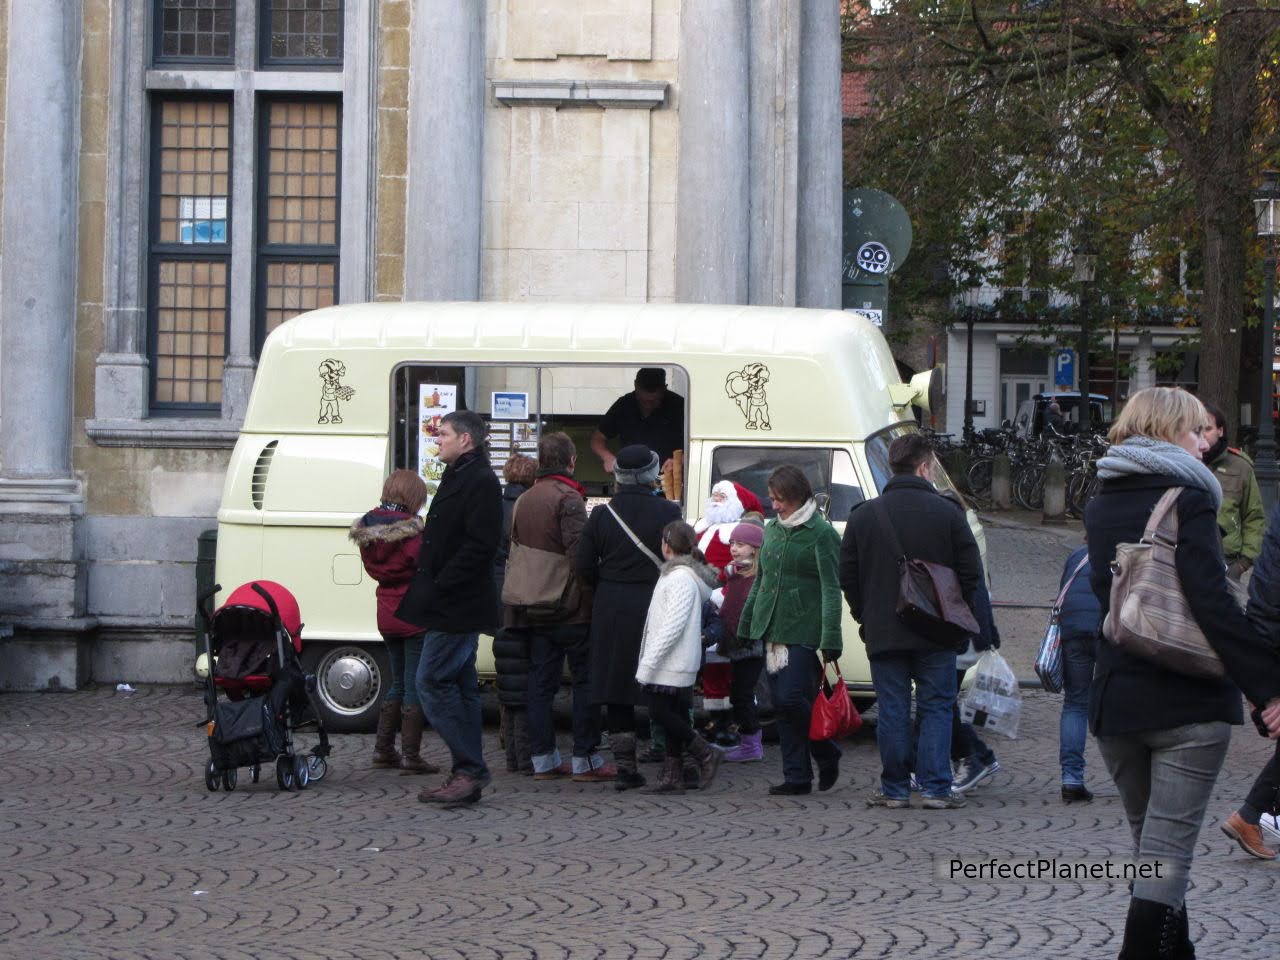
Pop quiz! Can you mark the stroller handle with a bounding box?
[196,583,221,634]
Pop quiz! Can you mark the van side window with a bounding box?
[710,447,862,519]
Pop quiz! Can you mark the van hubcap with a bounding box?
[315,646,381,716]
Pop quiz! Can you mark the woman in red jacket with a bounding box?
[349,470,439,774]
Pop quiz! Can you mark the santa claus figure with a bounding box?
[694,481,764,748]
[695,481,764,578]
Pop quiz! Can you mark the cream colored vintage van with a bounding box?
[215,300,978,729]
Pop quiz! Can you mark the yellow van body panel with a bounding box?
[216,301,957,692]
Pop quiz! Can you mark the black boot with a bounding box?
[688,734,722,790]
[612,732,646,791]
[644,756,686,794]
[1117,897,1187,960]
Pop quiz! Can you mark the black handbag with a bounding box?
[870,499,980,650]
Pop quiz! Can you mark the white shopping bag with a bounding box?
[959,649,1021,739]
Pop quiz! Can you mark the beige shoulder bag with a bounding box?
[1103,486,1245,679]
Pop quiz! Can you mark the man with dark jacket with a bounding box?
[507,432,616,783]
[840,433,983,810]
[397,410,502,805]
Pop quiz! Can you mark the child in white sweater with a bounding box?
[635,520,722,794]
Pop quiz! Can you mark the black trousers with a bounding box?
[645,688,695,759]
[1246,741,1280,816]
[730,657,764,735]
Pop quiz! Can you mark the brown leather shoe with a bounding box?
[572,762,618,783]
[1222,811,1278,860]
[418,776,454,803]
[533,760,573,781]
[423,772,489,804]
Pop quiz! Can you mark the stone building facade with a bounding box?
[0,0,843,688]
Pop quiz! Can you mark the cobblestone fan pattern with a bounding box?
[2,687,1278,959]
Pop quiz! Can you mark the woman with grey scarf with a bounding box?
[1084,387,1280,959]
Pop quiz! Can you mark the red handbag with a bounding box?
[809,661,862,741]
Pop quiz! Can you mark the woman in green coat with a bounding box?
[738,464,844,795]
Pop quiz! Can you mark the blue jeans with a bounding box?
[1097,721,1231,908]
[385,633,424,709]
[871,648,956,799]
[526,624,598,770]
[766,646,841,786]
[1059,632,1095,785]
[415,630,488,778]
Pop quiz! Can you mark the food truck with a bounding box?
[214,300,977,729]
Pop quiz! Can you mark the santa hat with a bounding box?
[732,482,765,516]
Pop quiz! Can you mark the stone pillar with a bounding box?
[748,0,802,306]
[795,0,842,309]
[0,0,92,690]
[675,0,749,304]
[404,0,485,301]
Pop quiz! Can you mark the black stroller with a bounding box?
[199,580,331,791]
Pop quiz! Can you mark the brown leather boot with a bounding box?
[371,700,401,768]
[398,705,440,775]
[643,755,685,794]
[688,735,722,790]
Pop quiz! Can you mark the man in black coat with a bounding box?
[397,410,502,804]
[840,433,983,810]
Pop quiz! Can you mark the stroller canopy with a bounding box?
[215,580,304,652]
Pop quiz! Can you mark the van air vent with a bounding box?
[251,441,278,510]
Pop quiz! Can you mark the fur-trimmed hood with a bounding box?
[660,553,720,588]
[349,512,423,546]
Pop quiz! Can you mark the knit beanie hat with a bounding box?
[614,445,660,486]
[728,521,764,548]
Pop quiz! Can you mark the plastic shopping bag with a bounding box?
[959,649,1021,739]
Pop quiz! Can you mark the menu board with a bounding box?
[418,383,458,502]
[487,419,541,480]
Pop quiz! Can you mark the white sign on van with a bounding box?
[846,308,883,327]
[418,383,458,500]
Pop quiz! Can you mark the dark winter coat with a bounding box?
[1247,506,1280,654]
[1057,544,1100,641]
[576,484,682,705]
[1084,473,1280,736]
[396,450,503,635]
[505,475,593,628]
[349,508,424,639]
[494,481,530,626]
[838,475,983,658]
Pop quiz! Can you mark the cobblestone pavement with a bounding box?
[3,686,1279,960]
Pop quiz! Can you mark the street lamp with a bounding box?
[1072,243,1097,430]
[1254,170,1280,511]
[960,287,979,444]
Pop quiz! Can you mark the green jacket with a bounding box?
[737,510,843,654]
[1209,447,1264,565]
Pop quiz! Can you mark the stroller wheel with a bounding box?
[293,755,310,790]
[205,760,220,792]
[221,769,238,792]
[307,755,327,782]
[250,763,261,784]
[276,756,296,791]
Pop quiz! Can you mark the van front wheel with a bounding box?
[303,643,388,733]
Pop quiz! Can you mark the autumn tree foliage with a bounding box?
[845,0,1280,427]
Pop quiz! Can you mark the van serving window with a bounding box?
[864,425,961,499]
[391,363,690,503]
[710,446,862,520]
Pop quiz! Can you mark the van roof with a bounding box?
[246,300,913,441]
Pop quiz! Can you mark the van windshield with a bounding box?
[864,424,961,498]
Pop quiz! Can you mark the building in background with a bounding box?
[0,0,844,688]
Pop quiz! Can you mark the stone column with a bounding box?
[795,0,842,309]
[0,0,92,690]
[748,0,802,306]
[675,0,749,304]
[404,0,485,301]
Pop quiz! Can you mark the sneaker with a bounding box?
[922,793,967,810]
[1261,814,1280,840]
[1061,783,1094,804]
[1221,811,1278,860]
[865,791,910,809]
[572,762,618,783]
[953,759,1000,794]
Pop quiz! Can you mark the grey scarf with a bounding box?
[1096,436,1222,508]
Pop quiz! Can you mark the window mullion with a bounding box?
[225,85,258,370]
